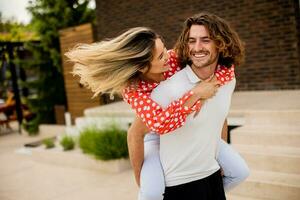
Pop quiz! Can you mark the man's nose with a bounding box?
[194,40,203,51]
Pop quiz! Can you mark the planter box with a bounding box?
[29,146,131,173]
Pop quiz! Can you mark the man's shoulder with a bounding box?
[217,77,236,99]
[160,67,188,87]
[223,77,236,90]
[150,68,190,107]
[153,68,187,95]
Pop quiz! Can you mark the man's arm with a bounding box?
[221,119,228,142]
[127,116,149,186]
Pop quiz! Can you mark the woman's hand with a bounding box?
[192,76,220,100]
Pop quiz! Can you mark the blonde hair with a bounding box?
[174,12,245,68]
[65,27,159,98]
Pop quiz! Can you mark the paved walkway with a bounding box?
[0,124,138,200]
[1,90,300,200]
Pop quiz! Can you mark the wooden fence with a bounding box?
[59,23,101,122]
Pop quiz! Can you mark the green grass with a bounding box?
[79,124,128,160]
[43,138,55,149]
[60,135,75,151]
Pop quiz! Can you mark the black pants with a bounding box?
[163,170,226,200]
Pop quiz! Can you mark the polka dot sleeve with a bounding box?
[123,89,202,134]
[215,65,235,85]
[122,51,235,135]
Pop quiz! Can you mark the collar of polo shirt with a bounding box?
[185,65,215,83]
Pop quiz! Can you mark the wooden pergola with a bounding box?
[0,41,36,133]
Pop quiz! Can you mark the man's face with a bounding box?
[188,25,219,69]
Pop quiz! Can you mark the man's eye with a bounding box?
[188,40,195,44]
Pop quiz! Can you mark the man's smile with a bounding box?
[191,52,209,59]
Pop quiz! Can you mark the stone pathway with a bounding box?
[1,90,300,200]
[0,125,138,200]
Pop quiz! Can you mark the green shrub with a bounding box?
[79,124,128,160]
[79,127,100,154]
[60,135,75,151]
[22,117,39,136]
[43,138,55,149]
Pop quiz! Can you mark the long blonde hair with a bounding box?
[65,27,159,98]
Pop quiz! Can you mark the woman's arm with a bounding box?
[123,52,235,135]
[124,77,219,135]
[127,116,149,186]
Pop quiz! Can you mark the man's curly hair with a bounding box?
[174,12,245,68]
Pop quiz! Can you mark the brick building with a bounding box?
[95,0,300,91]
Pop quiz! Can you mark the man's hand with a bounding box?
[127,117,150,186]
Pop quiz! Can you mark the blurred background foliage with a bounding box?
[0,0,95,134]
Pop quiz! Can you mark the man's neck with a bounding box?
[191,64,217,81]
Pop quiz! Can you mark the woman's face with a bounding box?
[145,38,170,75]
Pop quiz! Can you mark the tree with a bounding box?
[0,13,38,42]
[22,0,95,133]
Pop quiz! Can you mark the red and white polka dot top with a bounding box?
[122,50,235,135]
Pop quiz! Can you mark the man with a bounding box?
[128,12,245,200]
[155,12,245,199]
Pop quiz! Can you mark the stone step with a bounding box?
[232,144,300,174]
[242,111,300,126]
[20,124,66,148]
[84,101,134,117]
[75,116,133,131]
[229,170,300,200]
[27,146,131,173]
[38,124,66,137]
[231,126,300,147]
[230,90,300,113]
[232,125,300,136]
[226,194,268,200]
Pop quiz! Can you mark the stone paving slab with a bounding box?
[0,126,138,200]
[2,90,300,200]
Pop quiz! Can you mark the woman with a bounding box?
[66,27,249,200]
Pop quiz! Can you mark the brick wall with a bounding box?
[95,0,300,91]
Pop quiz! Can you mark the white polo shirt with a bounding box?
[151,65,236,186]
